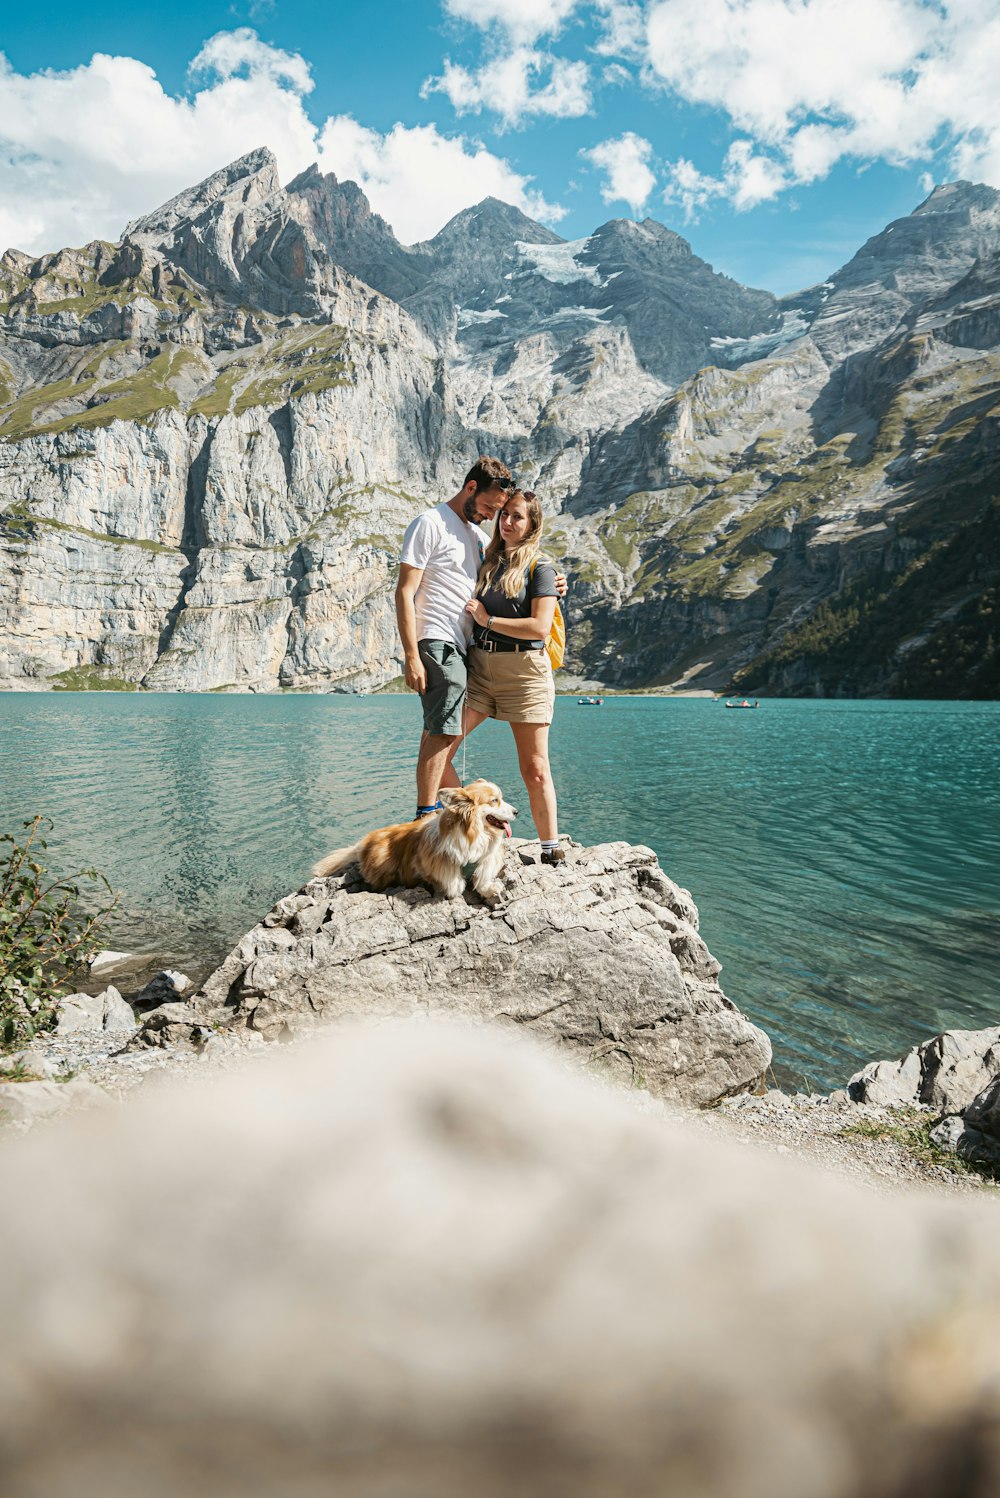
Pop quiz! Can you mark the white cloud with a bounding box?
[442,0,582,43]
[662,157,724,219]
[0,31,565,257]
[786,123,847,185]
[661,139,785,219]
[190,28,314,93]
[582,132,657,213]
[317,117,565,242]
[913,0,1000,187]
[423,46,590,128]
[640,0,1000,199]
[0,37,313,255]
[724,139,787,209]
[645,0,933,144]
[593,1,648,59]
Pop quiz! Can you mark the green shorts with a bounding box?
[418,639,468,737]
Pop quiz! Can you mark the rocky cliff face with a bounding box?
[1,149,998,695]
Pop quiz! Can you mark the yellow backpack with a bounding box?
[531,558,566,671]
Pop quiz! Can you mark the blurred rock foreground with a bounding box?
[1,1016,999,1498]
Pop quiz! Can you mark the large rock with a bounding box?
[187,839,771,1108]
[56,985,136,1035]
[849,1024,1000,1112]
[966,1074,1000,1142]
[87,950,140,977]
[130,969,193,1013]
[930,1072,1000,1171]
[851,1024,1000,1175]
[2,1017,1000,1498]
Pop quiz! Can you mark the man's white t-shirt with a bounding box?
[400,502,487,651]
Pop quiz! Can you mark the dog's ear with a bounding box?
[440,786,476,818]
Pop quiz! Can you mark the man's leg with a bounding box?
[415,641,469,812]
[417,703,491,804]
[417,731,461,807]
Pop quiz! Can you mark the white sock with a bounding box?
[540,838,558,852]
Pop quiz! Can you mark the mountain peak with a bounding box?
[590,217,693,257]
[125,148,281,245]
[286,164,388,234]
[423,197,562,251]
[914,180,1000,217]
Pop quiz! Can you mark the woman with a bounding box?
[462,489,565,867]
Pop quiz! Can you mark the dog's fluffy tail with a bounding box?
[312,842,360,879]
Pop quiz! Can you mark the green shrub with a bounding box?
[0,817,119,1050]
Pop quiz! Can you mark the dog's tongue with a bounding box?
[504,821,511,838]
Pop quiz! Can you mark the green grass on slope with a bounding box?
[191,325,351,419]
[0,256,203,322]
[898,583,1000,698]
[733,494,1000,697]
[0,511,180,554]
[0,345,201,441]
[0,347,112,441]
[841,1110,1000,1186]
[50,347,201,435]
[50,665,139,692]
[2,315,352,439]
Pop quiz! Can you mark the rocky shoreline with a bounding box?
[2,838,997,1193]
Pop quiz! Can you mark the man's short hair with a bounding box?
[464,456,512,494]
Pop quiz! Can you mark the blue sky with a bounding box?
[1,0,998,294]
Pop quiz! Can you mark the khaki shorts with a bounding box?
[466,645,555,724]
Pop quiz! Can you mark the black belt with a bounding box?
[472,630,540,654]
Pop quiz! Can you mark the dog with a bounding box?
[312,780,517,902]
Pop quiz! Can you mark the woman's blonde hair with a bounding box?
[478,490,544,600]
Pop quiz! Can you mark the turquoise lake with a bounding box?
[1,692,998,1090]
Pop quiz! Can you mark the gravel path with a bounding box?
[705,1089,998,1197]
[3,1024,997,1200]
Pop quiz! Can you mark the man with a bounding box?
[395,457,565,820]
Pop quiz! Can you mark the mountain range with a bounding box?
[1,147,998,696]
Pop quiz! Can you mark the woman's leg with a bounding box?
[444,705,490,783]
[460,706,491,738]
[510,721,558,841]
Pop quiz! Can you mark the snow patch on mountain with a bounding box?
[514,239,604,287]
[709,310,809,365]
[457,307,508,328]
[545,306,611,322]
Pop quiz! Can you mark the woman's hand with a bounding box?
[465,598,489,626]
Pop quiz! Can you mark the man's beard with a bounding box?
[463,494,484,522]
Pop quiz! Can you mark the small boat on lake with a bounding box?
[577,696,604,705]
[724,698,760,709]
